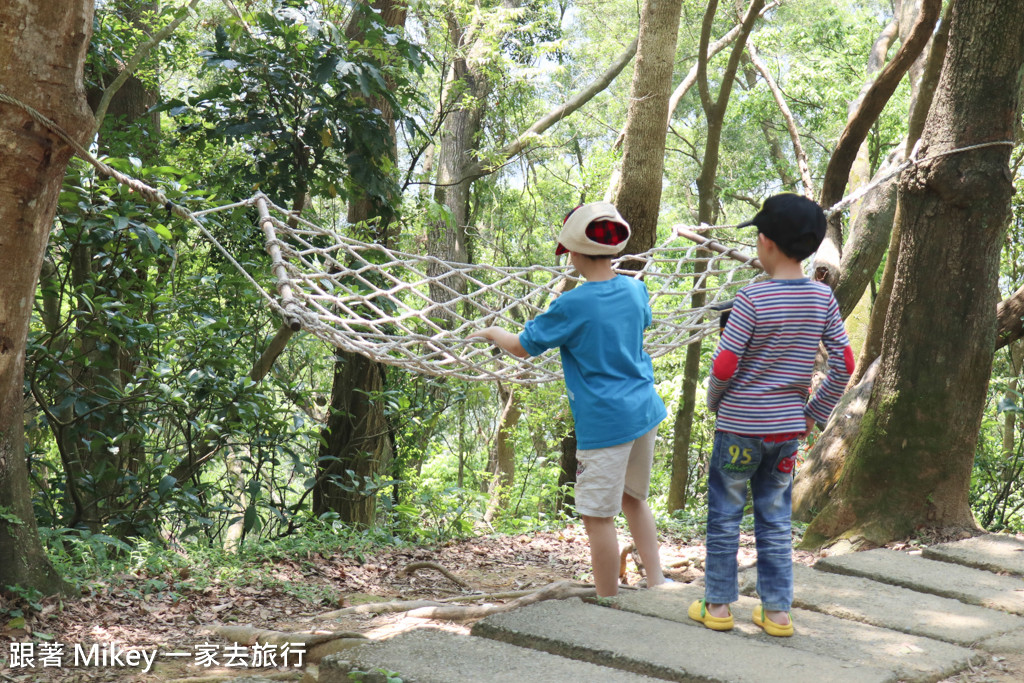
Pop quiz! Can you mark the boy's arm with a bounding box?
[804,296,855,426]
[707,293,755,412]
[468,326,530,358]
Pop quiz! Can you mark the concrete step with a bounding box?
[746,563,1024,646]
[317,538,1024,682]
[815,548,1024,615]
[317,626,663,683]
[920,533,1024,577]
[611,581,977,682]
[470,596,896,683]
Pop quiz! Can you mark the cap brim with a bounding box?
[555,243,568,255]
[737,218,757,228]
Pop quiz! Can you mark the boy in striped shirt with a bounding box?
[689,194,854,636]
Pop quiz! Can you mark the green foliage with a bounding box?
[162,2,424,209]
[0,506,24,527]
[18,0,1024,600]
[384,484,485,543]
[1,585,46,627]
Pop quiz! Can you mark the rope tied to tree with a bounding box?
[0,87,1014,383]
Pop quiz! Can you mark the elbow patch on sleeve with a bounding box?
[843,345,855,375]
[713,349,739,380]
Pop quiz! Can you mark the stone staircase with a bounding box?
[317,534,1024,683]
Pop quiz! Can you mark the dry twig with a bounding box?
[397,561,472,589]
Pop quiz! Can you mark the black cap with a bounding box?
[739,193,826,260]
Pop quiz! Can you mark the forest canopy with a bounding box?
[1,0,1024,598]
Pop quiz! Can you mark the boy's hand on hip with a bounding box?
[802,416,815,439]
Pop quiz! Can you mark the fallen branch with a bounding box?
[319,587,541,620]
[166,672,299,683]
[207,625,368,664]
[397,561,472,589]
[405,579,595,622]
[210,624,363,646]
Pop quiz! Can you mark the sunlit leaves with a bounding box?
[160,2,424,210]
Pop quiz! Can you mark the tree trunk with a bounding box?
[798,2,953,498]
[555,428,578,513]
[668,0,764,513]
[610,0,684,263]
[312,0,407,526]
[314,352,391,523]
[803,0,1024,547]
[484,384,521,524]
[425,9,496,315]
[0,0,95,593]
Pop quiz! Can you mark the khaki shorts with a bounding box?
[574,426,658,518]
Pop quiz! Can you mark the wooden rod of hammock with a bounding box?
[674,226,764,271]
[256,196,302,331]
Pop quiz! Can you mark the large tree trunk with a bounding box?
[609,0,684,509]
[314,352,391,523]
[610,0,684,262]
[313,0,406,525]
[795,2,953,512]
[0,0,95,593]
[803,0,1024,548]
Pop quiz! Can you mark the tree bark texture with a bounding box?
[804,0,1024,547]
[0,0,96,592]
[997,284,1024,350]
[611,0,684,261]
[314,352,391,524]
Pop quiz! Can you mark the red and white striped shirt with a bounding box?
[707,278,854,436]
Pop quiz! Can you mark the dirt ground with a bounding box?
[1,525,1020,682]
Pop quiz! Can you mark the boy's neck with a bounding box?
[573,253,617,281]
[768,258,806,280]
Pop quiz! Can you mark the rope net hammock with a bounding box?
[246,196,761,384]
[5,88,1010,385]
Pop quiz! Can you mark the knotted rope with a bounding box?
[2,87,1014,383]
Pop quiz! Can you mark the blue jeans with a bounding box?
[704,431,797,612]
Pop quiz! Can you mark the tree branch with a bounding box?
[747,42,814,196]
[816,0,941,257]
[92,0,201,134]
[997,284,1024,350]
[460,36,639,181]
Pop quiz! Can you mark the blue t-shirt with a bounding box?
[519,276,666,449]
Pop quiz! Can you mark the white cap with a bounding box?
[556,202,631,256]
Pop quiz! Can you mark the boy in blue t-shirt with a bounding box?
[690,194,854,636]
[470,202,668,597]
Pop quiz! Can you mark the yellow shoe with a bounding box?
[753,605,794,637]
[688,599,734,631]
